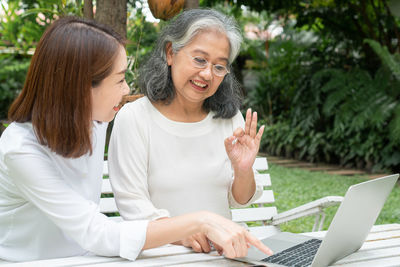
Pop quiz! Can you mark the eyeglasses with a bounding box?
[182,51,230,77]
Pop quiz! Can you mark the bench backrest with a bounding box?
[100,157,279,234]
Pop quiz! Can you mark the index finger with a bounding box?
[233,127,245,138]
[245,233,273,256]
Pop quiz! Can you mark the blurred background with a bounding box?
[1,0,400,175]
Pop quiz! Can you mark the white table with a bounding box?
[2,224,400,266]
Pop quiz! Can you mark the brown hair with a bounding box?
[8,16,125,158]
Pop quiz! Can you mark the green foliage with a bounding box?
[244,20,400,172]
[0,55,30,119]
[317,68,397,135]
[1,1,43,51]
[0,0,158,117]
[365,39,400,81]
[126,2,160,92]
[1,0,82,52]
[258,58,400,171]
[0,1,85,121]
[205,0,399,61]
[217,0,400,172]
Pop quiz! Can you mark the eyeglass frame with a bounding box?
[181,50,230,77]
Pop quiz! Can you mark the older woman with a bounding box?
[0,16,271,262]
[109,9,265,252]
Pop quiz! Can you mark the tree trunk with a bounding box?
[184,0,199,10]
[95,0,127,38]
[83,0,94,19]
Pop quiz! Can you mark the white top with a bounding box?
[108,97,262,221]
[0,122,148,262]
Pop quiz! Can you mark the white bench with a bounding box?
[101,157,343,239]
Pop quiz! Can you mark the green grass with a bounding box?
[266,164,400,233]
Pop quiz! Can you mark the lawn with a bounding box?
[266,164,400,233]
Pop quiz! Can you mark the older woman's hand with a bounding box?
[181,232,212,253]
[224,108,264,173]
[201,211,273,258]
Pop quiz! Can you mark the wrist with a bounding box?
[196,211,214,235]
[233,167,254,180]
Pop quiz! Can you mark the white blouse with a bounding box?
[0,122,148,262]
[108,97,262,221]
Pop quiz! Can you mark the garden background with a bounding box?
[1,0,399,232]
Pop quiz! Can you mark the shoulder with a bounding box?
[231,109,244,126]
[114,96,151,123]
[0,122,49,159]
[212,109,244,126]
[111,96,152,139]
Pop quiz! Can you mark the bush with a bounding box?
[0,55,30,119]
[247,23,400,172]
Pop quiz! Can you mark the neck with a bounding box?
[153,98,208,123]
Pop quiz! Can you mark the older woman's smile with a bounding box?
[190,79,208,90]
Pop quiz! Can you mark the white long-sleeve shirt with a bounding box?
[0,122,148,262]
[108,97,262,221]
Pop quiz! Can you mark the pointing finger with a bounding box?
[246,233,273,256]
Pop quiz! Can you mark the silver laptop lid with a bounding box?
[312,174,399,267]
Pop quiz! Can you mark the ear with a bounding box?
[165,42,173,66]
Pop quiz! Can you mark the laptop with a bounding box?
[235,174,399,267]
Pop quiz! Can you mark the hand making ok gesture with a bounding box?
[224,108,265,172]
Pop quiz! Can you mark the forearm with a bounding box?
[143,212,205,249]
[143,210,274,258]
[231,168,256,205]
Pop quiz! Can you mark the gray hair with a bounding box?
[138,9,243,118]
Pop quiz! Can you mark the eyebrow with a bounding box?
[191,49,229,63]
[116,69,127,75]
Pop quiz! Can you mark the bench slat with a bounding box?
[103,161,109,176]
[253,157,268,171]
[252,190,275,204]
[108,216,123,222]
[256,173,271,187]
[231,207,277,223]
[100,197,118,214]
[101,179,112,194]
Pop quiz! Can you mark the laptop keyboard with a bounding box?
[261,238,322,267]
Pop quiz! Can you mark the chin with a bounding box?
[94,114,114,123]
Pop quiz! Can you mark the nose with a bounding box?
[198,65,213,80]
[123,80,130,95]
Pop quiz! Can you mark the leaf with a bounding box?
[364,39,400,81]
[21,8,58,17]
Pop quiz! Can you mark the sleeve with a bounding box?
[227,110,263,208]
[108,102,170,221]
[5,150,148,261]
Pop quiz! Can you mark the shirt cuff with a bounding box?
[119,220,149,260]
[228,173,263,208]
